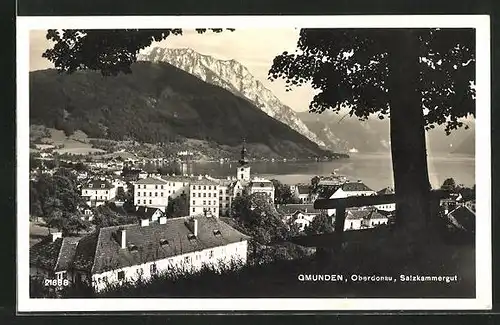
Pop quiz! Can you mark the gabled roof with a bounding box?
[72,216,251,274]
[190,179,220,186]
[30,236,82,272]
[345,209,387,220]
[82,179,113,190]
[133,206,163,220]
[297,185,310,195]
[447,205,475,232]
[161,175,196,183]
[277,204,318,215]
[249,180,274,188]
[134,177,168,185]
[341,182,373,192]
[377,187,394,195]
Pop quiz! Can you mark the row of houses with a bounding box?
[30,213,250,292]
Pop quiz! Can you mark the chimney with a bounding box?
[51,232,62,242]
[159,216,167,224]
[140,218,149,227]
[117,228,126,249]
[187,218,198,237]
[198,175,202,180]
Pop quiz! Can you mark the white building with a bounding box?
[343,208,389,231]
[375,187,396,212]
[70,215,250,292]
[189,179,220,217]
[246,178,275,203]
[81,179,116,207]
[325,182,377,217]
[134,177,170,210]
[277,204,321,232]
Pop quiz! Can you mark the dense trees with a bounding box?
[231,193,289,244]
[92,204,137,229]
[269,29,475,245]
[441,178,457,191]
[271,179,300,204]
[304,212,334,235]
[30,168,90,235]
[166,194,189,218]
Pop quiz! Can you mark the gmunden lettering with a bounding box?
[399,274,459,283]
[350,274,394,282]
[297,274,344,282]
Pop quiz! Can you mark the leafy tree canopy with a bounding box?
[268,28,475,135]
[305,212,334,235]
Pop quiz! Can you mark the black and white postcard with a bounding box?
[17,15,491,312]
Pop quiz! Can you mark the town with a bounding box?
[29,140,476,297]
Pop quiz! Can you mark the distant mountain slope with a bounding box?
[29,61,335,159]
[298,111,475,154]
[137,47,328,148]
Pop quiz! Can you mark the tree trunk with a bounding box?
[386,30,434,245]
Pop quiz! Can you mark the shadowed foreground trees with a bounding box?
[268,29,475,245]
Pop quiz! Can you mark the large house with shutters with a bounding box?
[81,179,116,207]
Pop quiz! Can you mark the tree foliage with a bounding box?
[441,178,457,191]
[167,194,189,218]
[231,193,289,244]
[304,212,334,235]
[268,28,475,134]
[271,179,300,204]
[43,29,234,76]
[92,205,138,229]
[30,168,89,235]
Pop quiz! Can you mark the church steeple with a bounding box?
[239,139,249,166]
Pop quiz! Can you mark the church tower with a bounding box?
[237,140,251,182]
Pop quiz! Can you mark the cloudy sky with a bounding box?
[29,29,317,112]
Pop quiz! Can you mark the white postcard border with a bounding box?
[17,14,491,312]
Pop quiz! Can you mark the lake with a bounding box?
[175,152,475,191]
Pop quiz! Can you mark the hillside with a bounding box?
[137,48,328,148]
[298,111,475,154]
[29,62,336,159]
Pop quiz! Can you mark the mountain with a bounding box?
[29,62,337,159]
[298,111,475,154]
[137,47,328,148]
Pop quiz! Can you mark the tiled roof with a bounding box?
[377,187,395,195]
[316,185,342,199]
[341,182,373,192]
[30,237,62,271]
[249,180,274,188]
[135,177,168,185]
[82,179,113,189]
[297,185,310,195]
[161,175,196,183]
[133,206,162,220]
[277,204,318,215]
[447,206,475,232]
[55,237,81,272]
[72,216,251,274]
[345,209,387,220]
[30,236,81,272]
[190,179,220,186]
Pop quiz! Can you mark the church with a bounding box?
[132,141,275,218]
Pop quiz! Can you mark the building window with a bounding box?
[208,193,211,198]
[193,200,196,205]
[209,250,214,258]
[214,193,217,198]
[208,186,211,190]
[184,256,191,264]
[198,186,201,190]
[198,193,201,198]
[203,200,206,205]
[219,190,223,194]
[143,192,146,196]
[150,264,157,275]
[155,185,158,189]
[149,192,152,197]
[137,192,140,197]
[137,200,140,205]
[149,200,152,204]
[161,185,163,189]
[85,190,88,194]
[213,208,216,212]
[213,200,216,205]
[203,193,206,198]
[203,186,206,190]
[155,192,158,197]
[192,208,195,212]
[118,271,125,281]
[161,192,163,197]
[143,200,146,204]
